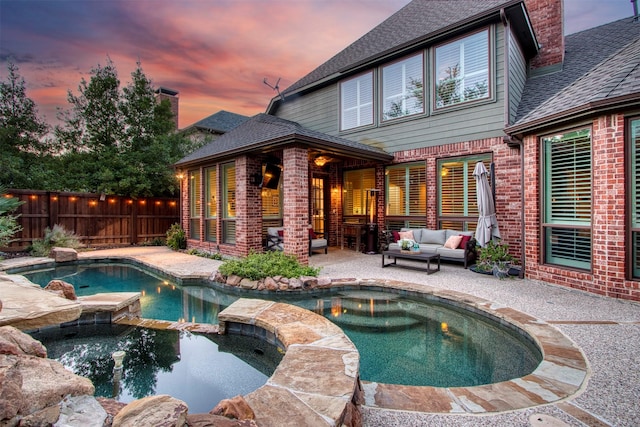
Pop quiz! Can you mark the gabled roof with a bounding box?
[508,17,640,135]
[175,113,393,167]
[180,110,249,134]
[268,0,533,112]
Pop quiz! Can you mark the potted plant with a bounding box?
[399,238,420,253]
[475,240,514,278]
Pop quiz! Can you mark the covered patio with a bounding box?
[175,113,393,264]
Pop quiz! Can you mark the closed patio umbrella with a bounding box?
[474,161,500,247]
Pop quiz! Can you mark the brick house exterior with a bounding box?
[176,0,640,301]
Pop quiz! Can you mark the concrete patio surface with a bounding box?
[1,246,639,426]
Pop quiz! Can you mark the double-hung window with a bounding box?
[437,154,491,230]
[630,118,640,279]
[221,162,236,244]
[542,128,592,270]
[205,167,217,242]
[385,163,426,229]
[382,53,424,120]
[340,72,373,131]
[434,29,490,108]
[188,170,201,240]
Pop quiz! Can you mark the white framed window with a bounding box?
[382,53,424,120]
[340,72,373,130]
[434,29,490,108]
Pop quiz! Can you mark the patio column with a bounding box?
[282,146,309,264]
[235,155,263,255]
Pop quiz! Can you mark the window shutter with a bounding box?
[206,167,216,218]
[408,165,426,216]
[382,54,424,120]
[386,168,406,216]
[545,129,591,225]
[344,169,375,215]
[341,73,373,130]
[543,128,592,269]
[189,171,200,218]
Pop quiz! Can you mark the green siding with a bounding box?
[508,26,527,125]
[275,24,507,153]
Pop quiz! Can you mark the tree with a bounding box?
[0,61,52,188]
[0,186,23,249]
[55,58,186,197]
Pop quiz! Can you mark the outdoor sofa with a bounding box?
[386,228,477,268]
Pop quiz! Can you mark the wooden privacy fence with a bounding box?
[3,189,180,251]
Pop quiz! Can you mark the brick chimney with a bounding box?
[525,0,565,70]
[154,87,179,129]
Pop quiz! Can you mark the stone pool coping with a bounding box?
[0,250,589,416]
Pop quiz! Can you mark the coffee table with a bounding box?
[382,250,440,274]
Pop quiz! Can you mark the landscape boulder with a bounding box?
[111,394,188,427]
[50,246,78,262]
[44,279,78,301]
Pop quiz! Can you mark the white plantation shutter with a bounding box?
[382,53,424,120]
[543,129,591,269]
[435,29,489,107]
[341,73,373,130]
[437,156,487,230]
[386,164,425,217]
[631,119,640,277]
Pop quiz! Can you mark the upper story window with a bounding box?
[340,72,373,131]
[382,53,424,121]
[435,29,490,109]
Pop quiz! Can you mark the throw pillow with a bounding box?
[277,230,284,237]
[444,235,463,249]
[392,230,400,242]
[398,230,414,241]
[458,234,471,249]
[309,229,317,239]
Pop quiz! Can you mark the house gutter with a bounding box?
[505,93,640,137]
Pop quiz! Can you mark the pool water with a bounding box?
[23,263,541,387]
[29,324,282,413]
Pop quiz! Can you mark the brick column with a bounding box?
[283,146,309,264]
[235,155,263,255]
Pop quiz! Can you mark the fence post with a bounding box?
[130,199,138,245]
[48,191,59,228]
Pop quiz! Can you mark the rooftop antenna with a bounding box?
[263,77,285,102]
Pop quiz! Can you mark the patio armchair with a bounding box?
[266,226,328,255]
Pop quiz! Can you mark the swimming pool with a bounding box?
[22,262,541,387]
[30,323,282,413]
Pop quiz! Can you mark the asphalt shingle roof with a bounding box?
[511,17,640,131]
[283,0,518,95]
[175,113,393,166]
[182,110,249,133]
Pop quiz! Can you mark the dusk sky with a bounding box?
[0,0,635,129]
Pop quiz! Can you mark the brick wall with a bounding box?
[392,137,523,258]
[523,114,639,301]
[283,146,310,264]
[525,0,564,69]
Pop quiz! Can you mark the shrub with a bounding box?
[0,187,23,249]
[30,224,81,257]
[219,251,320,280]
[187,248,223,260]
[166,223,186,250]
[476,240,515,272]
